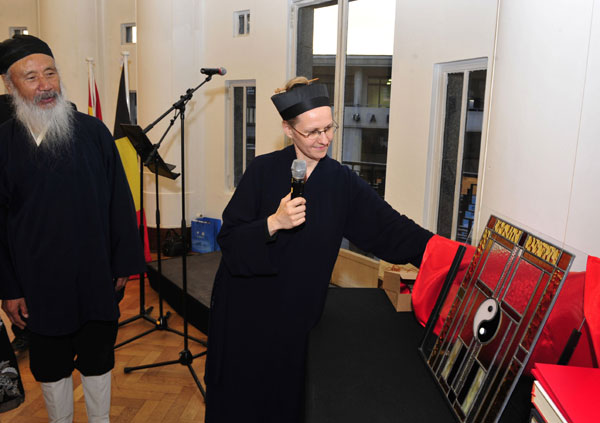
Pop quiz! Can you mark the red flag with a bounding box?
[88,79,103,120]
[584,255,600,364]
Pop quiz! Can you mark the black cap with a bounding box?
[271,83,329,120]
[0,34,54,74]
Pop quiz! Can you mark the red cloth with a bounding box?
[412,235,597,376]
[411,235,475,333]
[138,210,152,263]
[584,256,600,365]
[399,282,411,295]
[527,271,595,374]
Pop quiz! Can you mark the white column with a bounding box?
[136,0,205,228]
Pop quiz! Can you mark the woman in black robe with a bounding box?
[204,77,434,422]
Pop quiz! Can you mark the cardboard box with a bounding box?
[378,260,419,281]
[331,249,379,288]
[382,269,417,292]
[384,288,412,312]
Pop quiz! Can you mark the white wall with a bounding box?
[0,0,39,95]
[0,0,38,39]
[100,0,137,134]
[386,0,498,226]
[479,0,600,270]
[565,1,600,263]
[199,0,290,219]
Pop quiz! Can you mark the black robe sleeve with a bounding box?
[343,170,434,267]
[217,156,279,277]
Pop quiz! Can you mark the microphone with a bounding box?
[291,159,306,199]
[200,67,227,76]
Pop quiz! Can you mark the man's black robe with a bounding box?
[0,112,145,336]
[205,145,434,422]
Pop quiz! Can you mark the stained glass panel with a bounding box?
[419,216,574,423]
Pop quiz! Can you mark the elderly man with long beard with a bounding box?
[0,35,144,423]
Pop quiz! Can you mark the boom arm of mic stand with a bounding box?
[142,75,213,135]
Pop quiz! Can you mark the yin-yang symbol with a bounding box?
[473,298,501,344]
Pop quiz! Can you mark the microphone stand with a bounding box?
[115,154,155,335]
[115,115,204,349]
[124,75,214,398]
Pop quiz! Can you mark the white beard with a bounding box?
[9,82,75,156]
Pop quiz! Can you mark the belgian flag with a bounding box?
[113,66,151,262]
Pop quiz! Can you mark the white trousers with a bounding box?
[81,371,112,423]
[40,371,111,423]
[40,375,73,423]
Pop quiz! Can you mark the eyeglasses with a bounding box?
[290,121,338,141]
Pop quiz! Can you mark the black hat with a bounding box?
[0,34,54,74]
[271,82,329,120]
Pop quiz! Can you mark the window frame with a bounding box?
[225,79,256,190]
[121,23,137,45]
[424,57,488,242]
[290,0,348,161]
[233,10,251,37]
[9,27,28,37]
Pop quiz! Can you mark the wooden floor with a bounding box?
[1,276,208,422]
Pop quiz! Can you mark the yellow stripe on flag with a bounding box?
[115,136,141,211]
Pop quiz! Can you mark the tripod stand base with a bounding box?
[118,306,154,327]
[124,348,207,398]
[115,311,207,349]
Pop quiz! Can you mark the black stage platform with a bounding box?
[305,288,532,423]
[146,252,221,334]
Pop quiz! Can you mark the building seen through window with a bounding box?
[296,0,395,199]
[296,0,395,256]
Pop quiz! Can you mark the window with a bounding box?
[9,27,28,37]
[430,59,487,244]
[294,0,395,257]
[367,77,391,108]
[234,10,250,37]
[227,81,256,188]
[121,23,137,44]
[294,0,395,198]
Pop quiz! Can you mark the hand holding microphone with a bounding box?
[267,159,307,235]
